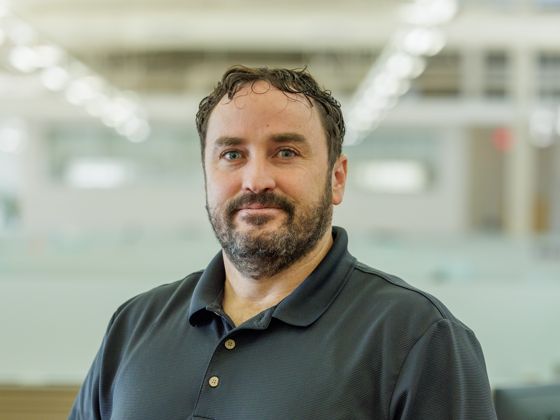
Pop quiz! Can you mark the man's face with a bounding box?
[203,81,346,278]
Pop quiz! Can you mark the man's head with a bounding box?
[197,66,347,279]
[196,66,345,168]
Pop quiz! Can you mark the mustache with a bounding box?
[226,192,295,216]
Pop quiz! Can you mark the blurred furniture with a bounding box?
[0,386,78,420]
[494,383,560,420]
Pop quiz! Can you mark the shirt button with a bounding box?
[208,376,220,388]
[224,339,236,350]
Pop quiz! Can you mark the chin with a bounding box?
[239,220,280,231]
[237,213,285,229]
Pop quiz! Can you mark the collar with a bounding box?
[188,226,356,327]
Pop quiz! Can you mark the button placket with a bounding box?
[205,337,237,391]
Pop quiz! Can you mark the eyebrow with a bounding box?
[270,133,308,145]
[212,133,309,149]
[213,136,244,149]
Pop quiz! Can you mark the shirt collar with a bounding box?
[188,226,356,327]
[271,226,356,326]
[188,251,226,326]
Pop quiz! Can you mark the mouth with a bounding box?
[234,204,285,225]
[236,207,283,216]
[238,204,281,211]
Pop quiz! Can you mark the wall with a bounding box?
[1,232,560,388]
[338,127,470,234]
[18,124,469,236]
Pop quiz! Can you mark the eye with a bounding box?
[276,148,298,159]
[222,150,243,161]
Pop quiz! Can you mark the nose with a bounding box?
[241,158,276,193]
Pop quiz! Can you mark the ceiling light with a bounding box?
[346,0,457,145]
[5,19,35,45]
[33,45,65,68]
[2,14,150,143]
[8,46,39,73]
[351,106,382,123]
[360,94,389,111]
[65,76,103,105]
[121,118,151,143]
[371,73,404,97]
[84,94,110,117]
[401,27,446,56]
[104,97,136,125]
[385,53,426,79]
[40,66,69,91]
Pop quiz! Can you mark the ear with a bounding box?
[331,154,348,206]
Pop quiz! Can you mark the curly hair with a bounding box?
[196,65,345,167]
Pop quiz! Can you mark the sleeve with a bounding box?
[68,345,104,420]
[388,319,497,420]
[68,312,119,420]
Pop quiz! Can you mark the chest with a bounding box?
[106,319,394,420]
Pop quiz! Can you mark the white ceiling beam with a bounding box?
[8,8,560,52]
[14,8,397,51]
[446,11,560,50]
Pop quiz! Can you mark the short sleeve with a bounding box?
[389,319,497,420]
[68,311,119,420]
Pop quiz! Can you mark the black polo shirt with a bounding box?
[69,227,497,420]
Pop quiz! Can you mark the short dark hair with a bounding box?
[195,65,345,167]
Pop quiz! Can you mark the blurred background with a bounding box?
[1,0,560,418]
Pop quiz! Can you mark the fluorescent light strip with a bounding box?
[0,6,150,143]
[346,0,459,146]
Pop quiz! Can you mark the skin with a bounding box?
[204,80,348,326]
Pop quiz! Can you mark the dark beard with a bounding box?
[206,178,333,279]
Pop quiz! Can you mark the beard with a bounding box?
[206,176,333,279]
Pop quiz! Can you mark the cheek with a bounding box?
[281,175,321,203]
[205,172,238,207]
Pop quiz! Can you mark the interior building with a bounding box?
[1,0,559,418]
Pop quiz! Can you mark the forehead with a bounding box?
[206,81,325,142]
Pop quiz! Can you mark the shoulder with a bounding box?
[337,260,485,377]
[341,260,471,332]
[108,270,204,331]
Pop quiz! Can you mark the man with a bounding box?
[70,66,497,419]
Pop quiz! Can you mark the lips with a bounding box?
[238,204,280,210]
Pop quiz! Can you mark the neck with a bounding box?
[221,228,333,326]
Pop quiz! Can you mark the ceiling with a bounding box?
[2,0,560,120]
